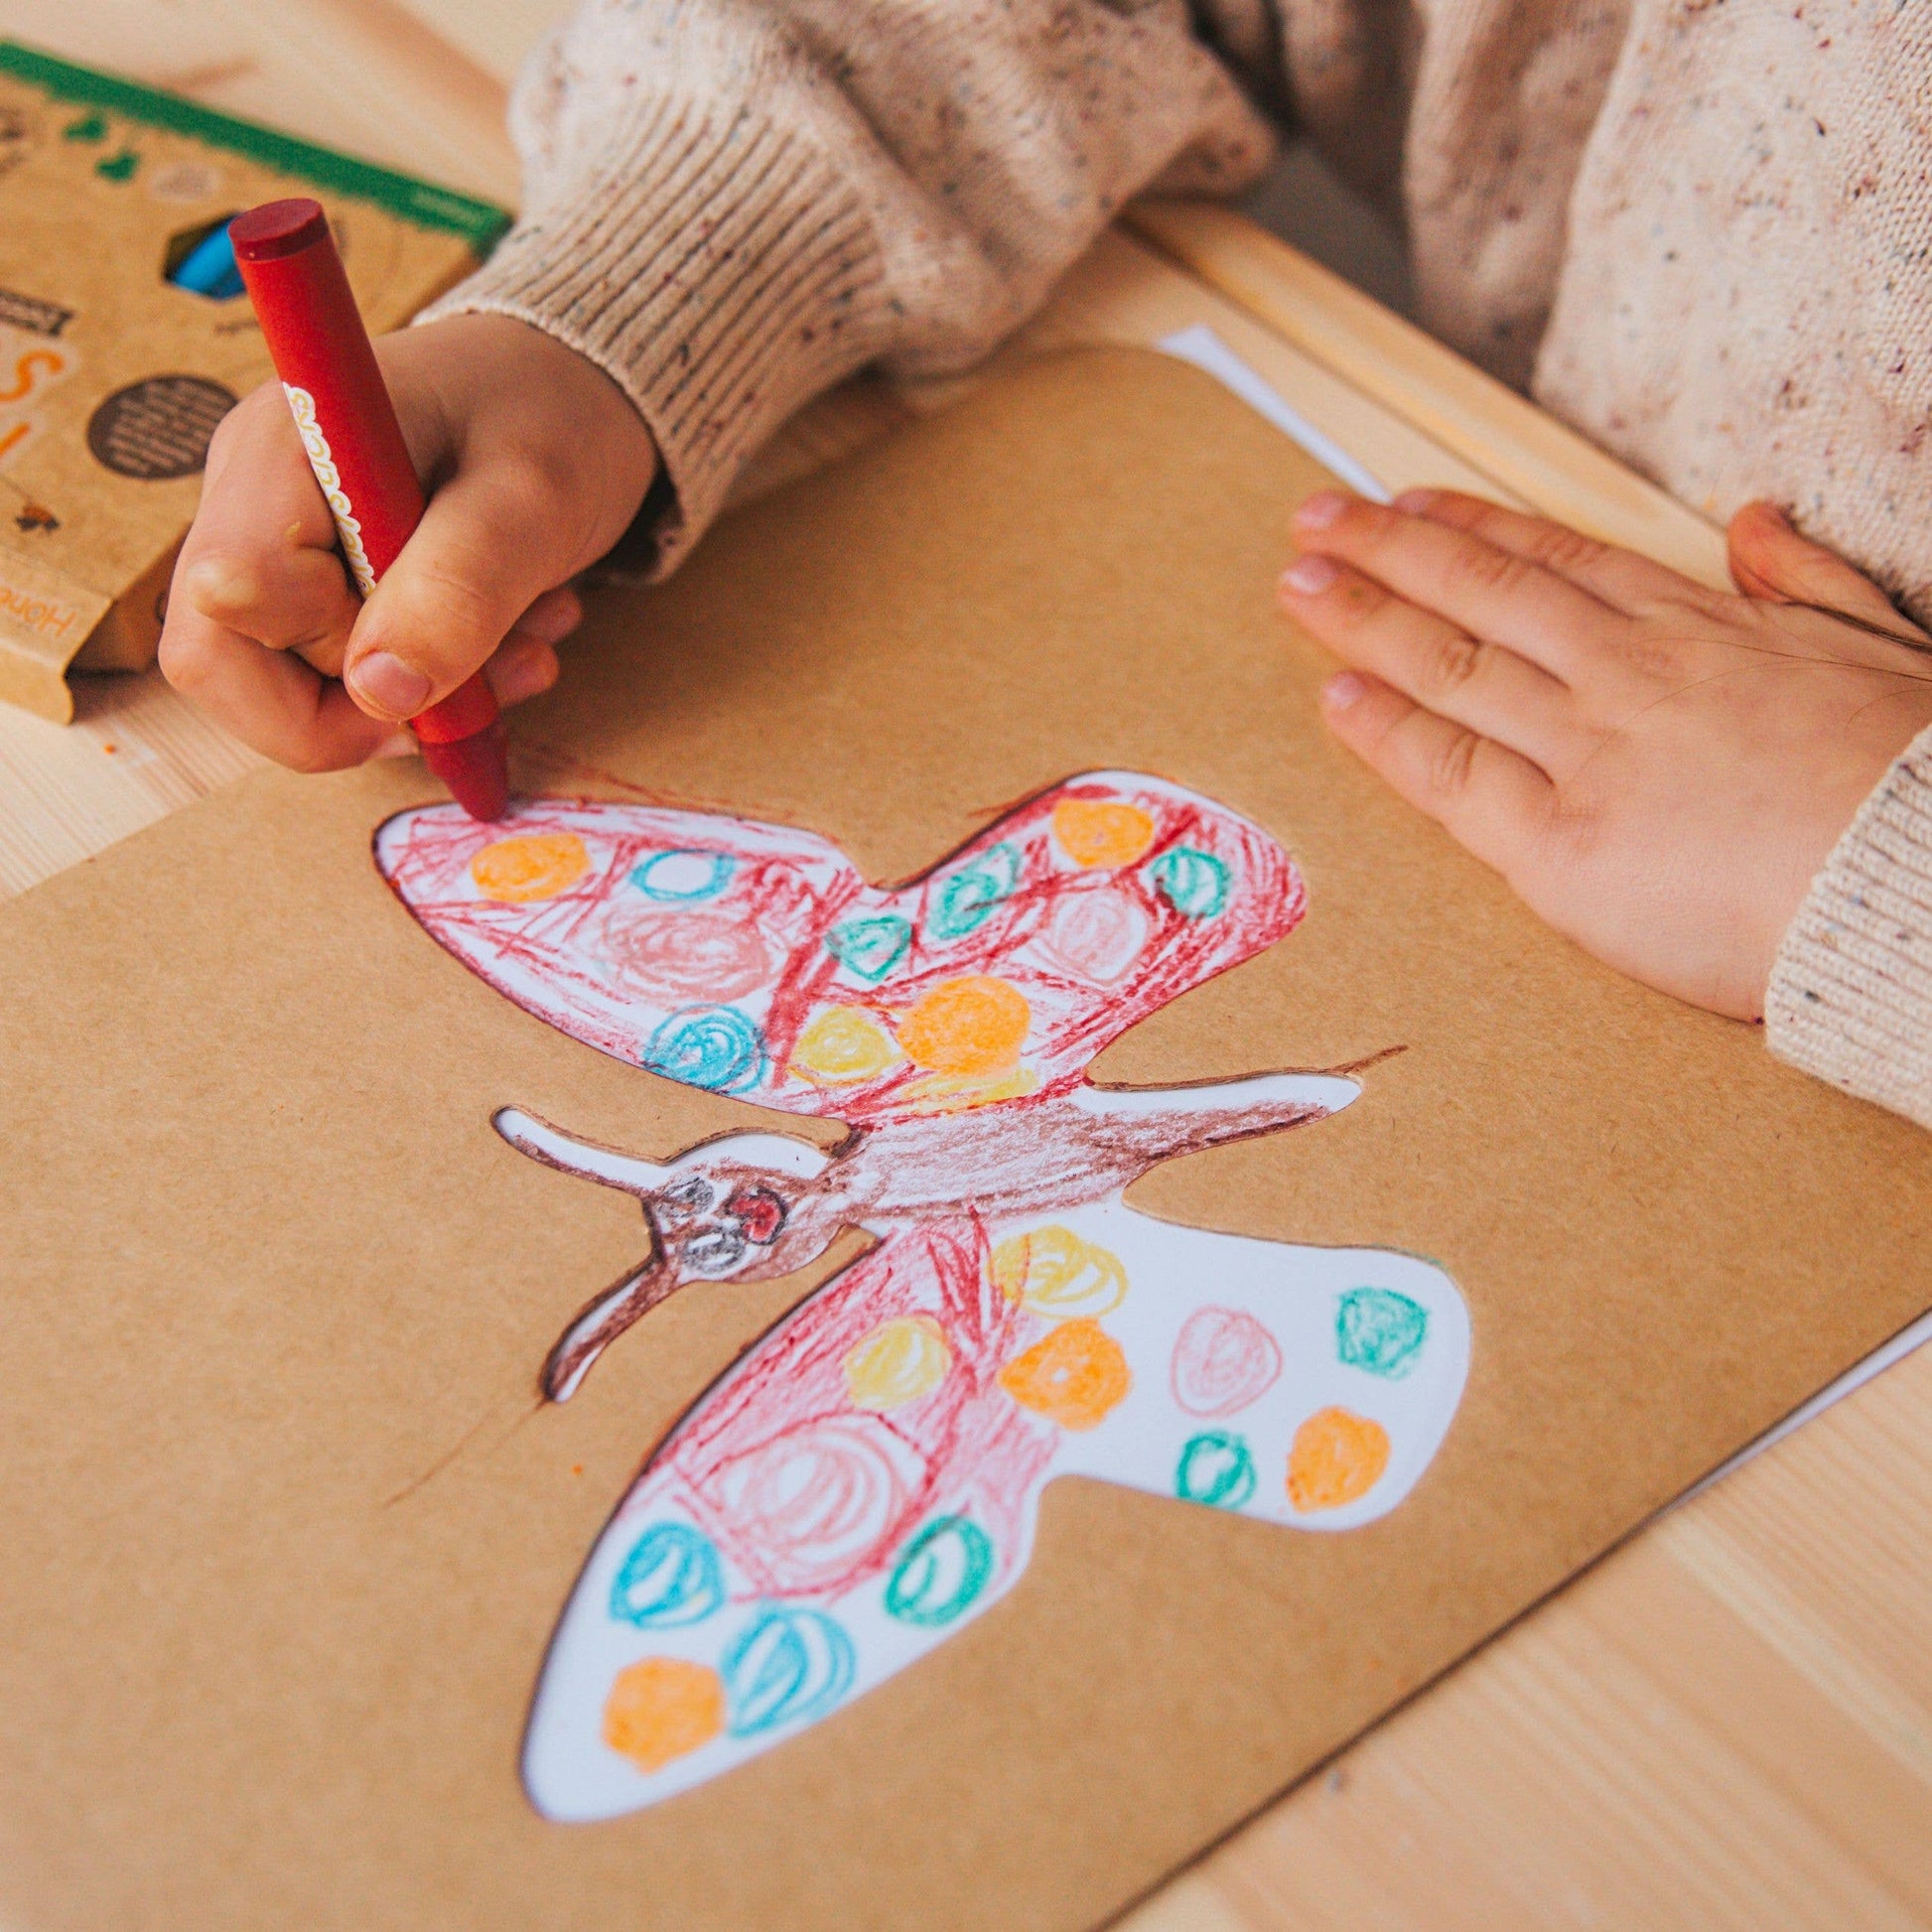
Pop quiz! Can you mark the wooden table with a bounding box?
[8,8,1928,1926]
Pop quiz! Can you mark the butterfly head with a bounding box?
[648,1168,792,1280]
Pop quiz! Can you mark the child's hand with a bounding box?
[1280,488,1932,1020]
[160,315,658,771]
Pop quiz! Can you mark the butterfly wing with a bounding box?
[522,1196,1468,1822]
[992,1200,1470,1528]
[757,769,1307,1121]
[374,771,1306,1124]
[522,1219,1065,1822]
[374,798,864,1109]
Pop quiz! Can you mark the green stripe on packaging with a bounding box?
[0,40,510,250]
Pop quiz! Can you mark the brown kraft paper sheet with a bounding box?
[1,348,1927,1931]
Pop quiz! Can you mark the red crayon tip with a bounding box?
[421,727,510,822]
[412,666,507,819]
[232,197,513,822]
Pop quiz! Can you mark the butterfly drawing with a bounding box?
[375,772,1469,1823]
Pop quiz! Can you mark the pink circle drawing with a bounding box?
[1170,1306,1284,1418]
[607,911,771,1004]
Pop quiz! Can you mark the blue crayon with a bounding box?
[170,222,243,300]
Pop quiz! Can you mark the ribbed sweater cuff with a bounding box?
[419,98,890,576]
[1766,721,1932,1128]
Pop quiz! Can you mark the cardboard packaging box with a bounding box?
[0,42,508,722]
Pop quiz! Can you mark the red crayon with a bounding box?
[230,198,509,821]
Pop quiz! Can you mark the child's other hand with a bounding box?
[160,315,658,771]
[1281,488,1932,1020]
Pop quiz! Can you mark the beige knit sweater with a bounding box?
[424,0,1932,1131]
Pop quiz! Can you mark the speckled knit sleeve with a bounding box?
[1765,723,1932,1129]
[418,0,1274,575]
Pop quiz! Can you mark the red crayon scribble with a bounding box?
[650,1222,1056,1600]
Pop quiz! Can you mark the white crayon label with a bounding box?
[283,382,376,595]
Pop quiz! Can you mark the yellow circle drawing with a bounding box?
[989,1226,1128,1318]
[470,832,591,903]
[897,976,1030,1076]
[602,1657,725,1773]
[1287,1407,1390,1512]
[1051,798,1156,870]
[790,1006,899,1085]
[843,1314,952,1410]
[897,1063,1041,1114]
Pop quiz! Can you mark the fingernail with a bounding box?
[1294,489,1350,530]
[346,650,431,719]
[1393,486,1439,514]
[372,731,418,760]
[1281,554,1339,596]
[492,639,559,706]
[1321,670,1369,711]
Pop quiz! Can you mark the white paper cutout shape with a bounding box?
[375,773,1468,1821]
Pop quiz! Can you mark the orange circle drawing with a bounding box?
[471,832,591,903]
[896,976,1030,1076]
[602,1656,726,1773]
[1287,1407,1390,1512]
[1051,799,1156,870]
[998,1317,1132,1430]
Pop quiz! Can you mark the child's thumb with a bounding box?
[1726,500,1914,634]
[340,467,582,721]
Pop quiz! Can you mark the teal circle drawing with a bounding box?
[884,1515,995,1627]
[642,1005,765,1093]
[1174,1431,1257,1509]
[827,913,912,984]
[927,844,1022,941]
[722,1605,856,1736]
[609,1522,726,1628]
[630,848,736,902]
[1335,1287,1429,1378]
[1149,846,1229,919]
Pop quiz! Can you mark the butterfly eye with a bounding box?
[662,1174,716,1216]
[681,1225,747,1276]
[723,1186,786,1245]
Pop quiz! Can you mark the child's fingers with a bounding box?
[162,599,557,769]
[509,586,584,649]
[199,379,338,542]
[1292,490,1617,680]
[340,461,584,722]
[173,542,360,665]
[484,632,563,708]
[1391,488,1713,618]
[1317,667,1556,877]
[1280,551,1581,772]
[174,384,361,659]
[158,601,413,772]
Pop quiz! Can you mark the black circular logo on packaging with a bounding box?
[86,374,237,481]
